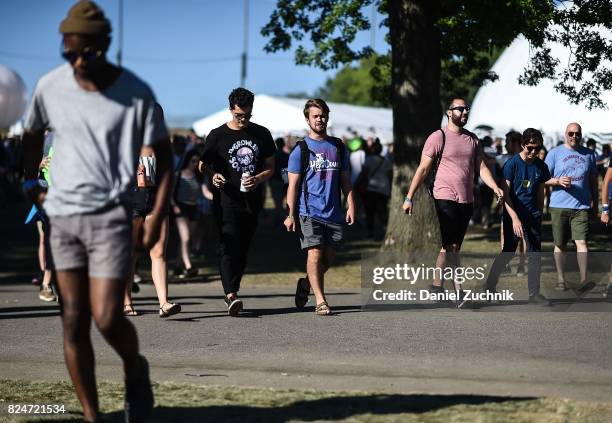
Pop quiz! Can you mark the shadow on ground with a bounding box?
[49,393,535,422]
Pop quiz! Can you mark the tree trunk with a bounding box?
[383,0,442,253]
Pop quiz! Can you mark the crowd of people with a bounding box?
[6,1,611,421]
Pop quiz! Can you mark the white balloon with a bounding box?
[0,65,28,129]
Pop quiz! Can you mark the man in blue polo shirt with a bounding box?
[284,99,355,316]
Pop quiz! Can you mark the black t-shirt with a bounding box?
[200,122,275,211]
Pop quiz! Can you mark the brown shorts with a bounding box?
[46,204,132,279]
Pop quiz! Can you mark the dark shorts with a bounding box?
[434,199,473,247]
[132,187,156,217]
[46,203,132,279]
[175,202,198,221]
[550,208,589,244]
[299,216,344,250]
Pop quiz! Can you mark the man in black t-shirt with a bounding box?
[198,88,275,315]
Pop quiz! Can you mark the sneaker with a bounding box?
[528,293,550,306]
[38,285,57,302]
[456,290,469,309]
[429,284,444,294]
[224,296,243,316]
[485,288,499,304]
[577,280,596,293]
[124,355,154,423]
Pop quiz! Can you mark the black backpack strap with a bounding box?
[296,139,311,214]
[328,137,346,201]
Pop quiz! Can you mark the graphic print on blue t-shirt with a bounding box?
[545,145,597,210]
[228,139,260,175]
[503,155,550,217]
[287,137,350,224]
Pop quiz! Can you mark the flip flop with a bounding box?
[159,302,181,318]
[123,304,138,316]
[295,277,310,309]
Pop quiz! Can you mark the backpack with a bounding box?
[294,137,346,214]
[427,129,445,197]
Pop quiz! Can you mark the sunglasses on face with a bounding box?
[449,106,470,113]
[567,131,582,138]
[525,145,541,153]
[61,45,102,64]
[233,112,252,121]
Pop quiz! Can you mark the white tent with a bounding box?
[469,35,612,149]
[192,94,393,144]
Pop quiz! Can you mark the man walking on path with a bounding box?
[198,88,276,316]
[483,128,551,305]
[285,99,355,315]
[22,2,172,421]
[544,122,598,293]
[402,98,504,300]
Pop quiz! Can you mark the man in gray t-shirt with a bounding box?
[21,2,172,422]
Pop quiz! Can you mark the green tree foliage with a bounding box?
[263,0,612,111]
[315,54,391,107]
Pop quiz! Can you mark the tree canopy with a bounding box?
[263,0,612,110]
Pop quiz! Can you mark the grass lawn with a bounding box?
[1,379,612,422]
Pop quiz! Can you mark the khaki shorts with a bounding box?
[46,204,132,279]
[550,208,589,245]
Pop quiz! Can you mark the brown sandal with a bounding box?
[315,300,331,316]
[123,303,138,316]
[554,281,567,291]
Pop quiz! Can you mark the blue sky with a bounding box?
[0,0,389,127]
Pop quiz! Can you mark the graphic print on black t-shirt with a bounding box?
[200,122,275,211]
[228,139,259,175]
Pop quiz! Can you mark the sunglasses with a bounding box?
[449,106,470,113]
[61,46,102,64]
[233,112,252,121]
[567,131,582,138]
[525,145,541,153]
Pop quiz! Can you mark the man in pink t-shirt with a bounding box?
[403,98,504,301]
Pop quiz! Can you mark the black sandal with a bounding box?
[295,277,310,309]
[159,302,181,318]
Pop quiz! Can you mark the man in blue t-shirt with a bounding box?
[483,128,551,305]
[284,99,355,316]
[544,122,598,293]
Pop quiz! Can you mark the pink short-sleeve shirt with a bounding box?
[422,127,481,203]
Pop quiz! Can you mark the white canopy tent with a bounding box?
[469,35,612,149]
[192,94,393,144]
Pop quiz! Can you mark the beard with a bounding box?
[309,123,327,135]
[450,113,467,127]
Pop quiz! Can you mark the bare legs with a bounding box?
[124,216,173,310]
[148,216,170,307]
[306,246,335,305]
[433,244,462,292]
[175,216,196,271]
[554,240,589,285]
[57,270,141,422]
